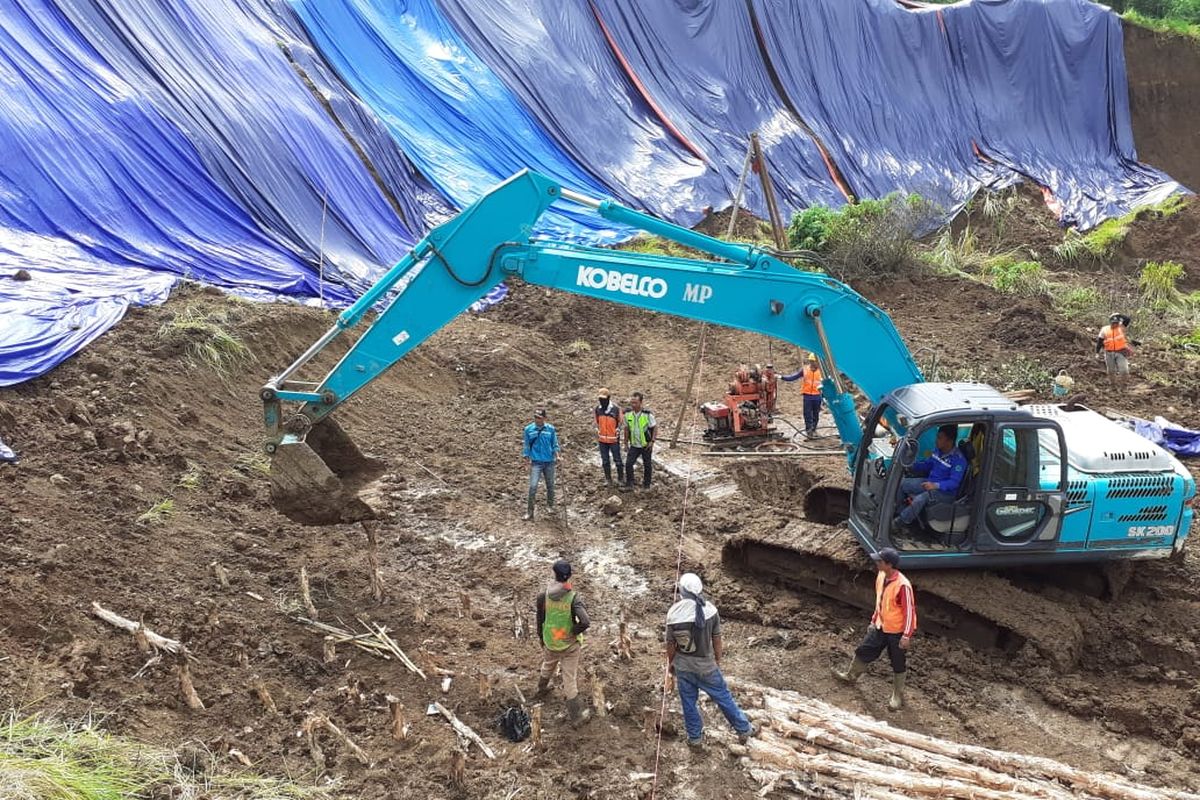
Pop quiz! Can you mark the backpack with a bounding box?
[496,706,531,742]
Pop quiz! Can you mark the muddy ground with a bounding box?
[2,202,1199,800]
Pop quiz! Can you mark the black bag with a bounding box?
[496,706,531,742]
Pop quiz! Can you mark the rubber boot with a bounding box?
[832,657,867,684]
[888,672,906,711]
[533,676,551,699]
[566,696,591,726]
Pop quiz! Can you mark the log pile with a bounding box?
[730,682,1199,800]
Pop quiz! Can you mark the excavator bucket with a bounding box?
[269,418,387,525]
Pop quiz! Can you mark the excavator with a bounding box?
[261,170,1195,667]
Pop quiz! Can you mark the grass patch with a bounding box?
[136,498,174,525]
[1123,8,1200,38]
[1138,260,1186,310]
[986,258,1049,296]
[1052,195,1190,265]
[235,452,272,477]
[158,306,252,375]
[1052,285,1106,321]
[997,356,1054,393]
[0,714,330,799]
[177,461,203,491]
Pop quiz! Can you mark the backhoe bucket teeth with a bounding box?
[270,418,386,525]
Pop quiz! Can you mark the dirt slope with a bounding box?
[1126,22,1200,191]
[0,271,1198,798]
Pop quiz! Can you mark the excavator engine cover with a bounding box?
[270,417,386,525]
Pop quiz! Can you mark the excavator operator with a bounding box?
[893,424,967,534]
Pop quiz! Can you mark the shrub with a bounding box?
[787,205,835,251]
[1138,260,1186,309]
[987,259,1048,295]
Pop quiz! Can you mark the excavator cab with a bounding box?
[849,383,1072,568]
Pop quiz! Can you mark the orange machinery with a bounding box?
[701,364,782,446]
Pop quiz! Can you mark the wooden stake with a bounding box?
[177,660,204,710]
[387,695,408,741]
[252,675,277,714]
[477,672,495,701]
[512,599,527,639]
[414,595,429,624]
[134,622,151,654]
[591,676,607,718]
[91,602,184,655]
[642,707,658,738]
[323,636,337,665]
[459,591,472,619]
[530,705,542,748]
[299,566,318,620]
[234,642,249,668]
[361,522,385,604]
[211,561,230,589]
[301,716,325,768]
[449,748,466,789]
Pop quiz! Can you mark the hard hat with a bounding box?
[806,353,819,363]
[534,408,547,419]
[1109,312,1122,321]
[598,387,610,398]
[552,559,572,581]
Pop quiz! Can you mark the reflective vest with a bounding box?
[542,591,578,651]
[800,367,822,396]
[873,571,917,635]
[626,410,654,448]
[1100,324,1128,352]
[595,404,621,444]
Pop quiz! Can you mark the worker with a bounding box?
[522,408,560,521]
[833,548,916,710]
[594,388,624,487]
[1096,313,1134,383]
[534,559,591,724]
[893,424,967,533]
[623,391,657,491]
[799,353,823,438]
[665,573,757,748]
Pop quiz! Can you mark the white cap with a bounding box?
[679,573,703,595]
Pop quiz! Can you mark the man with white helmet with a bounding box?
[664,573,756,748]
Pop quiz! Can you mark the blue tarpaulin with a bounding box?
[0,0,1188,386]
[289,0,630,243]
[941,0,1183,227]
[1134,417,1200,459]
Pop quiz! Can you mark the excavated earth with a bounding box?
[2,222,1200,799]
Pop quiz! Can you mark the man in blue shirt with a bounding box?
[523,408,560,521]
[894,424,967,531]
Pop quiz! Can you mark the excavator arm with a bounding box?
[262,170,922,523]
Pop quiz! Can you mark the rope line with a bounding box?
[649,324,709,800]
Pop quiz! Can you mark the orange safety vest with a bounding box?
[1100,324,1127,352]
[800,367,822,396]
[873,571,917,635]
[595,404,621,444]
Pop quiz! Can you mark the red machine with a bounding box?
[701,364,782,446]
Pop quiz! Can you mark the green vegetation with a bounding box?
[235,451,272,476]
[136,498,174,525]
[158,306,252,374]
[1052,286,1106,321]
[997,356,1054,393]
[986,258,1048,296]
[1138,260,1186,310]
[177,461,203,491]
[1052,195,1188,265]
[565,339,592,355]
[787,193,940,279]
[0,714,329,800]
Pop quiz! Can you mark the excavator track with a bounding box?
[722,521,1084,670]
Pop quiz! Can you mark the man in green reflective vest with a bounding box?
[534,559,592,724]
[623,391,657,491]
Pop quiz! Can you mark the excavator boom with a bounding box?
[262,170,920,523]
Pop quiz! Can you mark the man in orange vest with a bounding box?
[799,353,823,438]
[594,388,624,486]
[534,559,592,724]
[832,548,916,711]
[1095,312,1133,383]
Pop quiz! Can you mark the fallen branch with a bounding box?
[431,702,495,759]
[91,602,185,656]
[303,714,370,767]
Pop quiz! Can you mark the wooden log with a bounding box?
[432,702,495,759]
[530,705,542,748]
[591,676,607,718]
[91,602,184,655]
[323,636,337,665]
[299,566,318,620]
